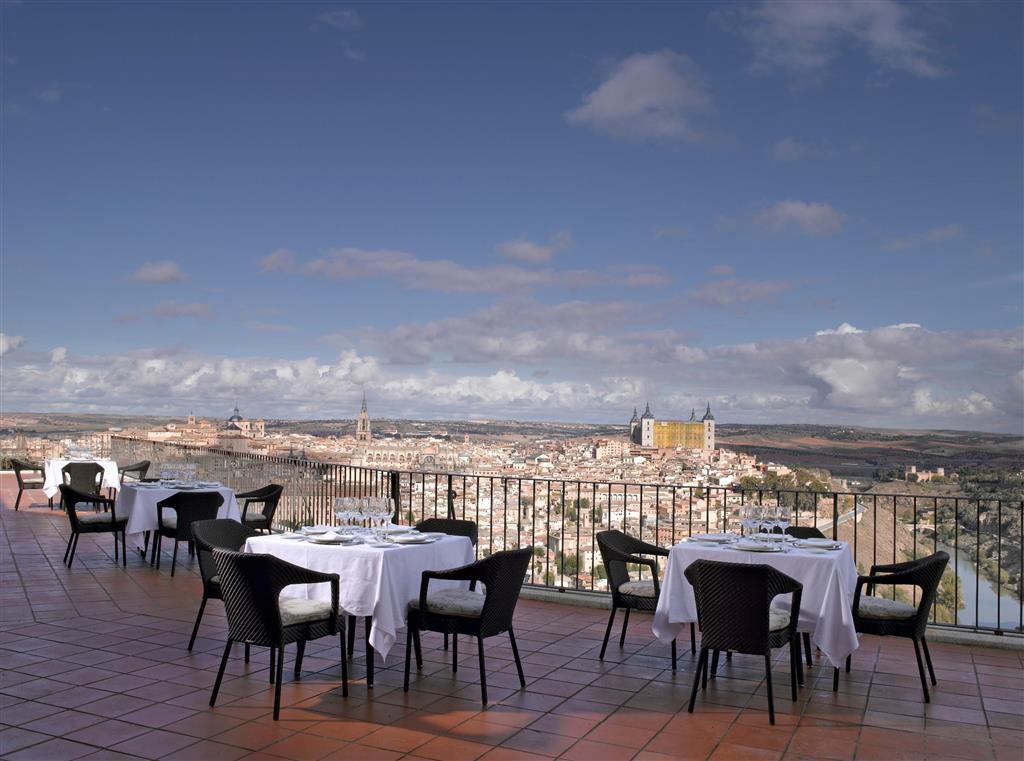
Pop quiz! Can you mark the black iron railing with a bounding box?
[109,436,1023,636]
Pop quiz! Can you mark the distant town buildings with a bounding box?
[629,402,715,450]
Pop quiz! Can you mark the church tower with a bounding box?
[702,402,715,450]
[629,408,640,444]
[356,394,372,443]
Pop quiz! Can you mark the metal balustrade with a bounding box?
[109,435,1023,637]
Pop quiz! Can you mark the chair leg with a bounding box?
[15,488,22,510]
[210,640,232,707]
[452,629,458,673]
[365,616,374,687]
[845,653,851,673]
[701,649,709,690]
[795,635,805,687]
[404,623,414,692]
[114,533,119,562]
[921,637,937,685]
[273,642,285,720]
[295,640,306,678]
[49,497,54,509]
[618,607,631,648]
[912,637,931,703]
[188,596,208,651]
[339,631,349,697]
[269,646,276,684]
[833,666,839,692]
[711,649,720,678]
[67,534,80,567]
[244,643,251,663]
[64,534,74,564]
[690,622,696,654]
[444,632,449,651]
[170,540,179,577]
[803,632,812,667]
[764,653,775,725]
[671,638,677,672]
[688,647,706,713]
[121,530,127,568]
[599,606,616,660]
[477,635,488,706]
[509,628,526,688]
[789,640,798,701]
[412,623,423,668]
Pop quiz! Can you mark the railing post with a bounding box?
[832,493,840,538]
[389,470,401,522]
[446,474,455,519]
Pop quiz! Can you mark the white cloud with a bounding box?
[565,50,713,143]
[689,278,795,308]
[720,0,944,81]
[260,248,297,273]
[772,137,811,162]
[884,223,963,252]
[0,333,24,357]
[497,230,572,263]
[304,247,600,294]
[129,260,188,283]
[151,301,212,320]
[37,87,62,104]
[911,389,995,417]
[756,200,847,236]
[317,9,362,30]
[815,322,864,336]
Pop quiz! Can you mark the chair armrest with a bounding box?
[417,563,484,613]
[74,494,115,509]
[869,560,916,575]
[855,570,922,606]
[235,488,264,499]
[621,556,661,594]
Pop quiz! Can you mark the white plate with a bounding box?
[798,546,830,554]
[419,532,447,540]
[734,542,783,553]
[392,534,433,544]
[795,541,841,551]
[363,540,398,549]
[691,533,736,543]
[301,526,332,535]
[802,538,838,546]
[380,525,414,535]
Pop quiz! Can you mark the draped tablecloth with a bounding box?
[43,459,120,499]
[652,540,859,668]
[118,484,240,548]
[243,534,474,661]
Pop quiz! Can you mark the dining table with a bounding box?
[117,482,241,550]
[244,529,475,685]
[651,535,860,668]
[43,458,120,499]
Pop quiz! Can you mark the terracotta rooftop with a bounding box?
[1,477,1021,761]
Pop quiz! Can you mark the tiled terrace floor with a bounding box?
[1,480,1022,761]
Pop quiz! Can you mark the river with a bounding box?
[938,541,1022,632]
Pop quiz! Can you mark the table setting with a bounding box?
[117,473,239,548]
[42,456,121,499]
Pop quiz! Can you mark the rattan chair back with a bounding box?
[238,484,283,526]
[415,518,478,546]
[119,460,151,481]
[785,526,827,540]
[597,529,666,607]
[157,491,224,540]
[11,458,43,489]
[62,462,103,496]
[191,519,259,594]
[684,559,802,655]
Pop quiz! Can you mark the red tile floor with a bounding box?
[1,479,1022,761]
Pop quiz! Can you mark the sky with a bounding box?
[1,1,1022,432]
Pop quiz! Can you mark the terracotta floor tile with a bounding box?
[359,725,435,753]
[414,735,493,761]
[582,720,658,749]
[501,728,577,757]
[110,729,201,759]
[711,742,783,761]
[6,736,98,760]
[0,726,52,755]
[162,739,252,760]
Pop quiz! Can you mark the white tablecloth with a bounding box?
[118,484,240,547]
[244,534,474,660]
[652,540,859,668]
[43,459,120,499]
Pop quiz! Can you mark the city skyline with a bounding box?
[2,2,1022,432]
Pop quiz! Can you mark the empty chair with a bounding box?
[150,491,224,576]
[210,549,347,720]
[62,462,104,509]
[834,551,949,702]
[785,525,827,540]
[415,517,478,545]
[12,458,49,510]
[118,460,151,483]
[59,484,127,568]
[597,529,694,665]
[236,484,283,534]
[404,546,533,705]
[685,559,803,725]
[188,519,260,651]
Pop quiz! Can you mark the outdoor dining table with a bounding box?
[651,536,860,668]
[244,531,474,686]
[42,458,120,499]
[118,482,240,550]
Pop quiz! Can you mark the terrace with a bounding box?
[1,443,1022,761]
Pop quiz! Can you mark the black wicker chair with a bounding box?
[597,530,693,666]
[404,546,532,705]
[118,460,151,483]
[236,484,284,534]
[188,519,260,651]
[12,458,49,510]
[833,551,949,702]
[150,491,224,576]
[785,526,827,540]
[59,485,127,568]
[685,559,803,725]
[210,549,348,720]
[61,462,104,510]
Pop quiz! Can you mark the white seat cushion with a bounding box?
[160,509,177,529]
[78,511,115,525]
[243,514,266,524]
[619,580,656,598]
[409,589,484,618]
[858,595,916,620]
[279,598,333,627]
[768,603,790,631]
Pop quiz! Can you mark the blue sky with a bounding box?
[2,1,1022,431]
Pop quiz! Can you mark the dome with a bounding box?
[227,405,243,422]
